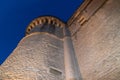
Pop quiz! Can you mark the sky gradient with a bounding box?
[0,0,83,64]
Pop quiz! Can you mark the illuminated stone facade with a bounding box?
[1,0,120,80]
[0,16,65,80]
[0,16,80,80]
[68,0,120,80]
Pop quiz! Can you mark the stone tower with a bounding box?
[0,16,81,80]
[1,16,65,80]
[1,0,120,80]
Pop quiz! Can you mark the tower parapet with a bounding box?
[26,16,66,38]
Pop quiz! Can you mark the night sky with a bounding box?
[0,0,83,64]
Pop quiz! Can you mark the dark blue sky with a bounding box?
[0,0,83,64]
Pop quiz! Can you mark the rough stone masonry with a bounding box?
[0,16,65,80]
[68,0,120,80]
[0,16,81,80]
[1,0,120,80]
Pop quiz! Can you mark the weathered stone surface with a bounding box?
[1,0,120,80]
[69,0,120,80]
[0,33,64,80]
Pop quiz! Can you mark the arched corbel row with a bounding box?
[26,16,66,35]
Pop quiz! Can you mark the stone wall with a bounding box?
[68,0,120,80]
[0,33,64,80]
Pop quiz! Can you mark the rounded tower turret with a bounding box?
[0,16,66,80]
[26,16,65,38]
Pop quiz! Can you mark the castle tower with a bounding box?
[0,16,65,80]
[0,16,81,80]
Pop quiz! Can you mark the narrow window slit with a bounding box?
[49,68,62,75]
